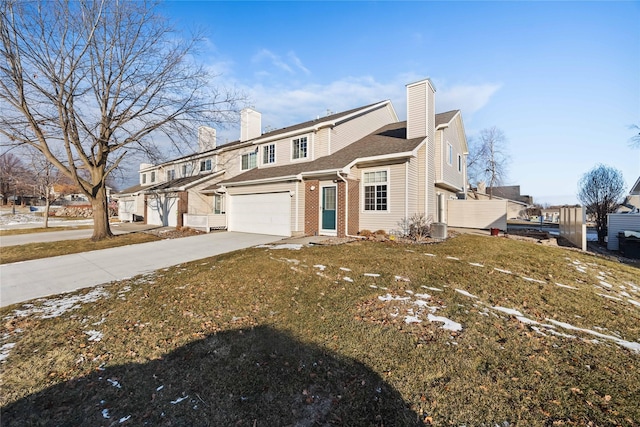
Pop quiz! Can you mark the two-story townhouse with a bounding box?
[116,77,469,235]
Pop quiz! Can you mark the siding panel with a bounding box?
[330,106,396,154]
[607,213,640,250]
[447,200,507,230]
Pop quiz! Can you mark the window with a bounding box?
[214,194,225,214]
[142,174,147,184]
[263,144,275,164]
[447,142,453,166]
[181,164,188,177]
[292,137,308,160]
[166,170,175,181]
[150,171,156,183]
[200,159,212,172]
[363,170,388,211]
[457,154,462,173]
[241,152,257,170]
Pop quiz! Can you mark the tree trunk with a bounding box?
[44,195,50,228]
[90,186,114,241]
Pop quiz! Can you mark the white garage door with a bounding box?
[147,196,179,227]
[228,192,291,236]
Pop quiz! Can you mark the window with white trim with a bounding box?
[181,164,188,177]
[241,152,257,170]
[263,144,275,164]
[363,170,388,211]
[200,159,212,172]
[151,171,156,183]
[142,173,147,184]
[166,170,175,181]
[292,137,307,160]
[447,142,453,166]
[214,194,225,214]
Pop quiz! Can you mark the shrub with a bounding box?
[396,213,433,241]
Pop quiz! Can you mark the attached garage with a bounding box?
[147,196,179,227]
[228,192,291,236]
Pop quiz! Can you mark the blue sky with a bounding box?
[162,1,639,205]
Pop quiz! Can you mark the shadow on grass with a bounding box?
[2,325,420,426]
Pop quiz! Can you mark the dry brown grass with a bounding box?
[1,234,639,425]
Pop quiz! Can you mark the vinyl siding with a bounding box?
[417,144,426,213]
[357,163,409,233]
[426,87,436,219]
[315,128,329,159]
[407,155,419,215]
[258,132,313,169]
[225,181,303,233]
[438,122,465,191]
[407,84,427,139]
[447,200,507,230]
[330,105,396,154]
[607,213,640,251]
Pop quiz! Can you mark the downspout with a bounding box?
[336,171,362,239]
[405,161,409,220]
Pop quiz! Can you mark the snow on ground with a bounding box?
[8,287,110,320]
[427,314,463,331]
[257,244,303,250]
[455,289,478,299]
[0,343,16,362]
[364,273,380,277]
[85,330,104,342]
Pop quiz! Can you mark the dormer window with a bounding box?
[151,171,156,183]
[292,137,307,160]
[142,174,147,184]
[200,159,212,172]
[167,170,175,181]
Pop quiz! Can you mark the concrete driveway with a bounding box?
[0,232,282,308]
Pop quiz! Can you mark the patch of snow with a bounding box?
[156,385,164,391]
[446,256,460,261]
[620,291,631,297]
[599,281,613,288]
[415,293,431,300]
[597,294,623,301]
[494,268,512,274]
[171,395,189,404]
[576,267,587,273]
[468,262,484,267]
[545,319,640,353]
[364,273,380,277]
[421,286,443,292]
[427,314,462,331]
[395,275,411,282]
[85,330,103,342]
[9,287,109,320]
[404,315,422,324]
[107,379,122,389]
[455,289,478,299]
[492,306,524,316]
[424,253,436,257]
[339,267,351,271]
[102,409,110,419]
[313,265,326,271]
[555,283,578,290]
[515,316,539,325]
[628,299,640,308]
[413,299,430,308]
[369,285,378,289]
[258,244,303,250]
[343,277,353,283]
[119,415,131,423]
[378,294,411,302]
[0,343,16,362]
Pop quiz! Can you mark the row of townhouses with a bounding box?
[115,78,468,237]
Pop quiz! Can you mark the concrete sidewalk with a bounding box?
[0,232,282,308]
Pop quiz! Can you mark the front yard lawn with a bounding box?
[1,234,638,425]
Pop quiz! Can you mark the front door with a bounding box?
[321,186,336,232]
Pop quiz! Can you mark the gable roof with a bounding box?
[116,171,223,195]
[218,121,424,187]
[147,101,392,168]
[435,110,459,127]
[631,176,640,195]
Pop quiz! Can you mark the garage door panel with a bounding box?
[228,193,291,236]
[147,196,178,227]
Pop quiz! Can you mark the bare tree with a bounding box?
[577,164,626,245]
[0,151,31,209]
[467,127,509,198]
[26,148,62,227]
[630,124,640,148]
[0,0,243,240]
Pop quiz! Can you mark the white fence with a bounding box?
[447,200,507,230]
[607,213,640,251]
[183,213,226,232]
[559,207,586,251]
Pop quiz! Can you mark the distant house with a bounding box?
[115,78,469,237]
[618,176,640,213]
[468,183,531,220]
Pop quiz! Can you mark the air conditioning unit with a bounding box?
[431,222,447,239]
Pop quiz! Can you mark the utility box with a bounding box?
[618,232,640,259]
[431,222,447,239]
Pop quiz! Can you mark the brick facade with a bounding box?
[177,191,188,228]
[304,180,319,236]
[337,181,346,238]
[347,178,360,235]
